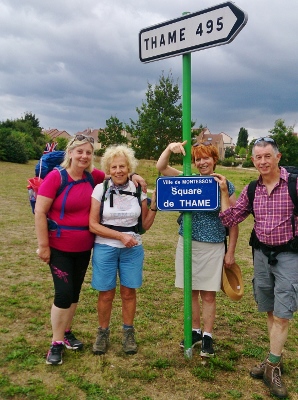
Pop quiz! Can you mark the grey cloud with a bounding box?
[0,0,297,139]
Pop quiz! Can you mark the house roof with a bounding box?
[42,128,72,140]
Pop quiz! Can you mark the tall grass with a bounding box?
[0,159,297,400]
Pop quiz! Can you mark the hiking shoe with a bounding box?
[46,342,64,365]
[200,335,215,358]
[64,331,83,350]
[179,331,202,349]
[263,360,288,398]
[122,327,138,355]
[250,354,284,379]
[93,327,110,355]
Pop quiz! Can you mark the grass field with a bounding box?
[0,159,297,400]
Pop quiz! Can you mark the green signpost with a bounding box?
[139,2,247,358]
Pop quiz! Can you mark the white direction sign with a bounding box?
[139,2,247,63]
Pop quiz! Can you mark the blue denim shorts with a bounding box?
[91,243,144,291]
[252,249,298,319]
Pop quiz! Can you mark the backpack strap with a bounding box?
[54,167,95,219]
[288,173,298,215]
[288,173,298,236]
[99,179,110,223]
[99,179,143,233]
[247,180,258,217]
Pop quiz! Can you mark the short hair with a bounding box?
[61,136,94,172]
[192,143,219,168]
[101,144,138,174]
[252,138,280,156]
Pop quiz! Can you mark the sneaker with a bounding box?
[250,354,284,379]
[64,331,83,350]
[200,335,215,358]
[263,360,288,398]
[93,327,110,355]
[122,327,138,355]
[46,342,64,365]
[179,331,202,349]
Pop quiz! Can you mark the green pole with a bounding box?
[182,49,192,359]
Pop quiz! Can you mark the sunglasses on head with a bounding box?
[193,141,212,147]
[254,137,276,145]
[72,134,94,144]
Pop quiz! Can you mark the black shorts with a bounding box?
[49,247,91,309]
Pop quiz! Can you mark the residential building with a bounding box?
[192,127,226,160]
[42,128,72,140]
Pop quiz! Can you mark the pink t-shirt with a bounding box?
[38,168,105,252]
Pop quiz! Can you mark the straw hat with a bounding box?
[221,262,244,301]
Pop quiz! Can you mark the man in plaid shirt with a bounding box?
[214,137,298,399]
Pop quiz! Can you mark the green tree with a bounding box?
[238,147,247,158]
[236,127,248,149]
[127,71,193,160]
[98,116,128,151]
[2,131,28,163]
[269,119,298,166]
[0,112,45,162]
[224,147,235,158]
[56,137,69,151]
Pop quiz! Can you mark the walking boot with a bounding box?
[250,353,284,379]
[263,359,288,399]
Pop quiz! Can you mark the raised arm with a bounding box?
[156,141,187,176]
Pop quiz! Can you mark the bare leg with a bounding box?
[97,289,115,328]
[65,303,78,332]
[200,290,216,333]
[120,285,136,325]
[192,290,201,329]
[51,304,73,342]
[269,315,289,355]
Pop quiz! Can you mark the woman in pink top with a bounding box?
[35,134,145,365]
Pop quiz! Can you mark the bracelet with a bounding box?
[150,208,157,212]
[130,173,137,180]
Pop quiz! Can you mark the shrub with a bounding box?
[242,159,254,168]
[3,134,28,163]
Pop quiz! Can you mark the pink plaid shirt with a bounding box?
[220,167,298,246]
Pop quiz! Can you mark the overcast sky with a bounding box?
[1,0,297,142]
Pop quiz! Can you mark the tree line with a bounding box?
[1,71,297,166]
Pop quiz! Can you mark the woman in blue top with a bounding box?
[156,140,238,358]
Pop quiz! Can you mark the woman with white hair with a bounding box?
[89,144,157,355]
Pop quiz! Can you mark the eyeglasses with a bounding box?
[72,134,95,144]
[193,141,212,147]
[254,137,276,146]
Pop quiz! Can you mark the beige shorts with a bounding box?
[175,235,225,291]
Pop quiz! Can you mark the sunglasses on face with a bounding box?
[254,137,276,145]
[71,134,95,144]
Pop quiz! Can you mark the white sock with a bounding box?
[203,332,212,338]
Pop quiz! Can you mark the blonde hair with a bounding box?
[101,145,138,174]
[61,136,94,172]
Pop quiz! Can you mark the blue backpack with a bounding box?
[28,151,94,215]
[35,151,66,179]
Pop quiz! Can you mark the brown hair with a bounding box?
[191,143,219,168]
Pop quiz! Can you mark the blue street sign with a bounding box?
[156,176,219,211]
